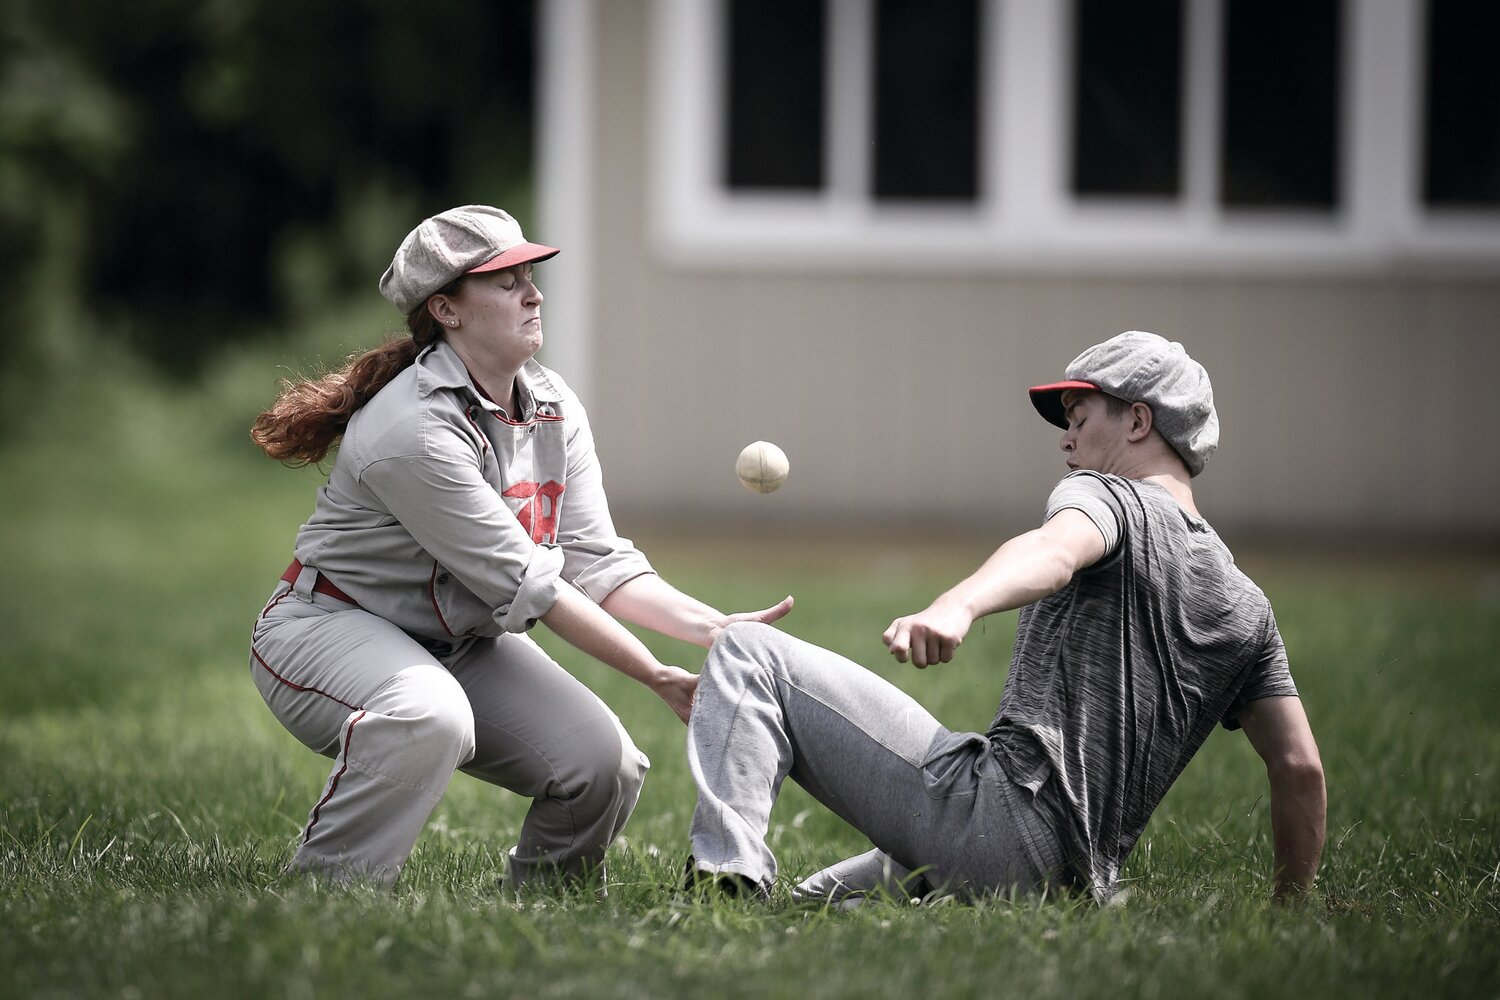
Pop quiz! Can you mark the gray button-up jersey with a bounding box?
[291,340,654,640]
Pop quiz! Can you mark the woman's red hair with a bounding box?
[250,298,449,465]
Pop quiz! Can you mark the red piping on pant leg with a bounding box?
[250,647,361,713]
[259,586,296,620]
[303,710,369,845]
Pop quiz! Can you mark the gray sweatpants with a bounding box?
[687,623,1062,901]
[250,568,649,889]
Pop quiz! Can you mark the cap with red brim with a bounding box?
[1028,380,1098,429]
[467,242,561,274]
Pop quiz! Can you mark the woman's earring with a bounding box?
[448,320,458,328]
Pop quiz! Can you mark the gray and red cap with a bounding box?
[1028,330,1219,477]
[379,205,560,315]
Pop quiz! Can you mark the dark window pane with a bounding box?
[1221,0,1341,209]
[1072,0,1183,197]
[724,0,825,190]
[1423,0,1500,206]
[873,0,980,201]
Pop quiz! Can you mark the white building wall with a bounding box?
[539,0,1500,542]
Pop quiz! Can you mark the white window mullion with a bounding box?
[996,0,1066,237]
[650,0,721,239]
[1347,0,1421,248]
[978,0,1006,221]
[1183,0,1222,229]
[827,0,873,215]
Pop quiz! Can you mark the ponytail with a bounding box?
[250,296,450,466]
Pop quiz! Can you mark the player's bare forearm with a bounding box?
[602,573,793,648]
[1239,696,1326,901]
[601,574,720,645]
[885,511,1106,668]
[543,586,697,721]
[948,521,1095,618]
[1268,759,1326,900]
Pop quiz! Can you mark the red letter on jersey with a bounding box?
[503,481,566,544]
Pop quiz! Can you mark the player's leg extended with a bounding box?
[251,584,476,886]
[449,632,650,891]
[688,622,982,891]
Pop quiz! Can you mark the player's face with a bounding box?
[446,264,544,368]
[1059,390,1133,473]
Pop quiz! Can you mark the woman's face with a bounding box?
[443,264,544,369]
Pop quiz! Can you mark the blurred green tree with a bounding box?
[0,0,536,379]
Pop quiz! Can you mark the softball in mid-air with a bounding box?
[735,440,789,493]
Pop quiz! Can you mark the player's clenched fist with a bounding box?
[883,602,974,669]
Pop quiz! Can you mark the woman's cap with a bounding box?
[379,205,560,314]
[1028,330,1219,477]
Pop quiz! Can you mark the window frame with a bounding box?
[648,0,1500,273]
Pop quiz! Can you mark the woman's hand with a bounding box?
[705,595,795,647]
[652,665,700,724]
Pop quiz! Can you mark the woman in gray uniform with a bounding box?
[249,205,791,891]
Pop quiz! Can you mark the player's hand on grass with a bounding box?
[652,665,699,724]
[706,595,796,646]
[884,601,974,669]
[1272,877,1322,907]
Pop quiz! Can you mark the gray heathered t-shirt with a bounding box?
[989,471,1297,901]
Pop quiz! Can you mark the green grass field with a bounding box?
[2,353,1497,998]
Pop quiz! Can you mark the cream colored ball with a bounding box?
[735,440,790,494]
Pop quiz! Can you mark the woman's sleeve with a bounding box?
[360,447,564,633]
[553,398,656,603]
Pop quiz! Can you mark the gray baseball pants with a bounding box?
[687,623,1062,901]
[250,567,649,889]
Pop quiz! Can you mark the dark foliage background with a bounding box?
[0,0,536,379]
